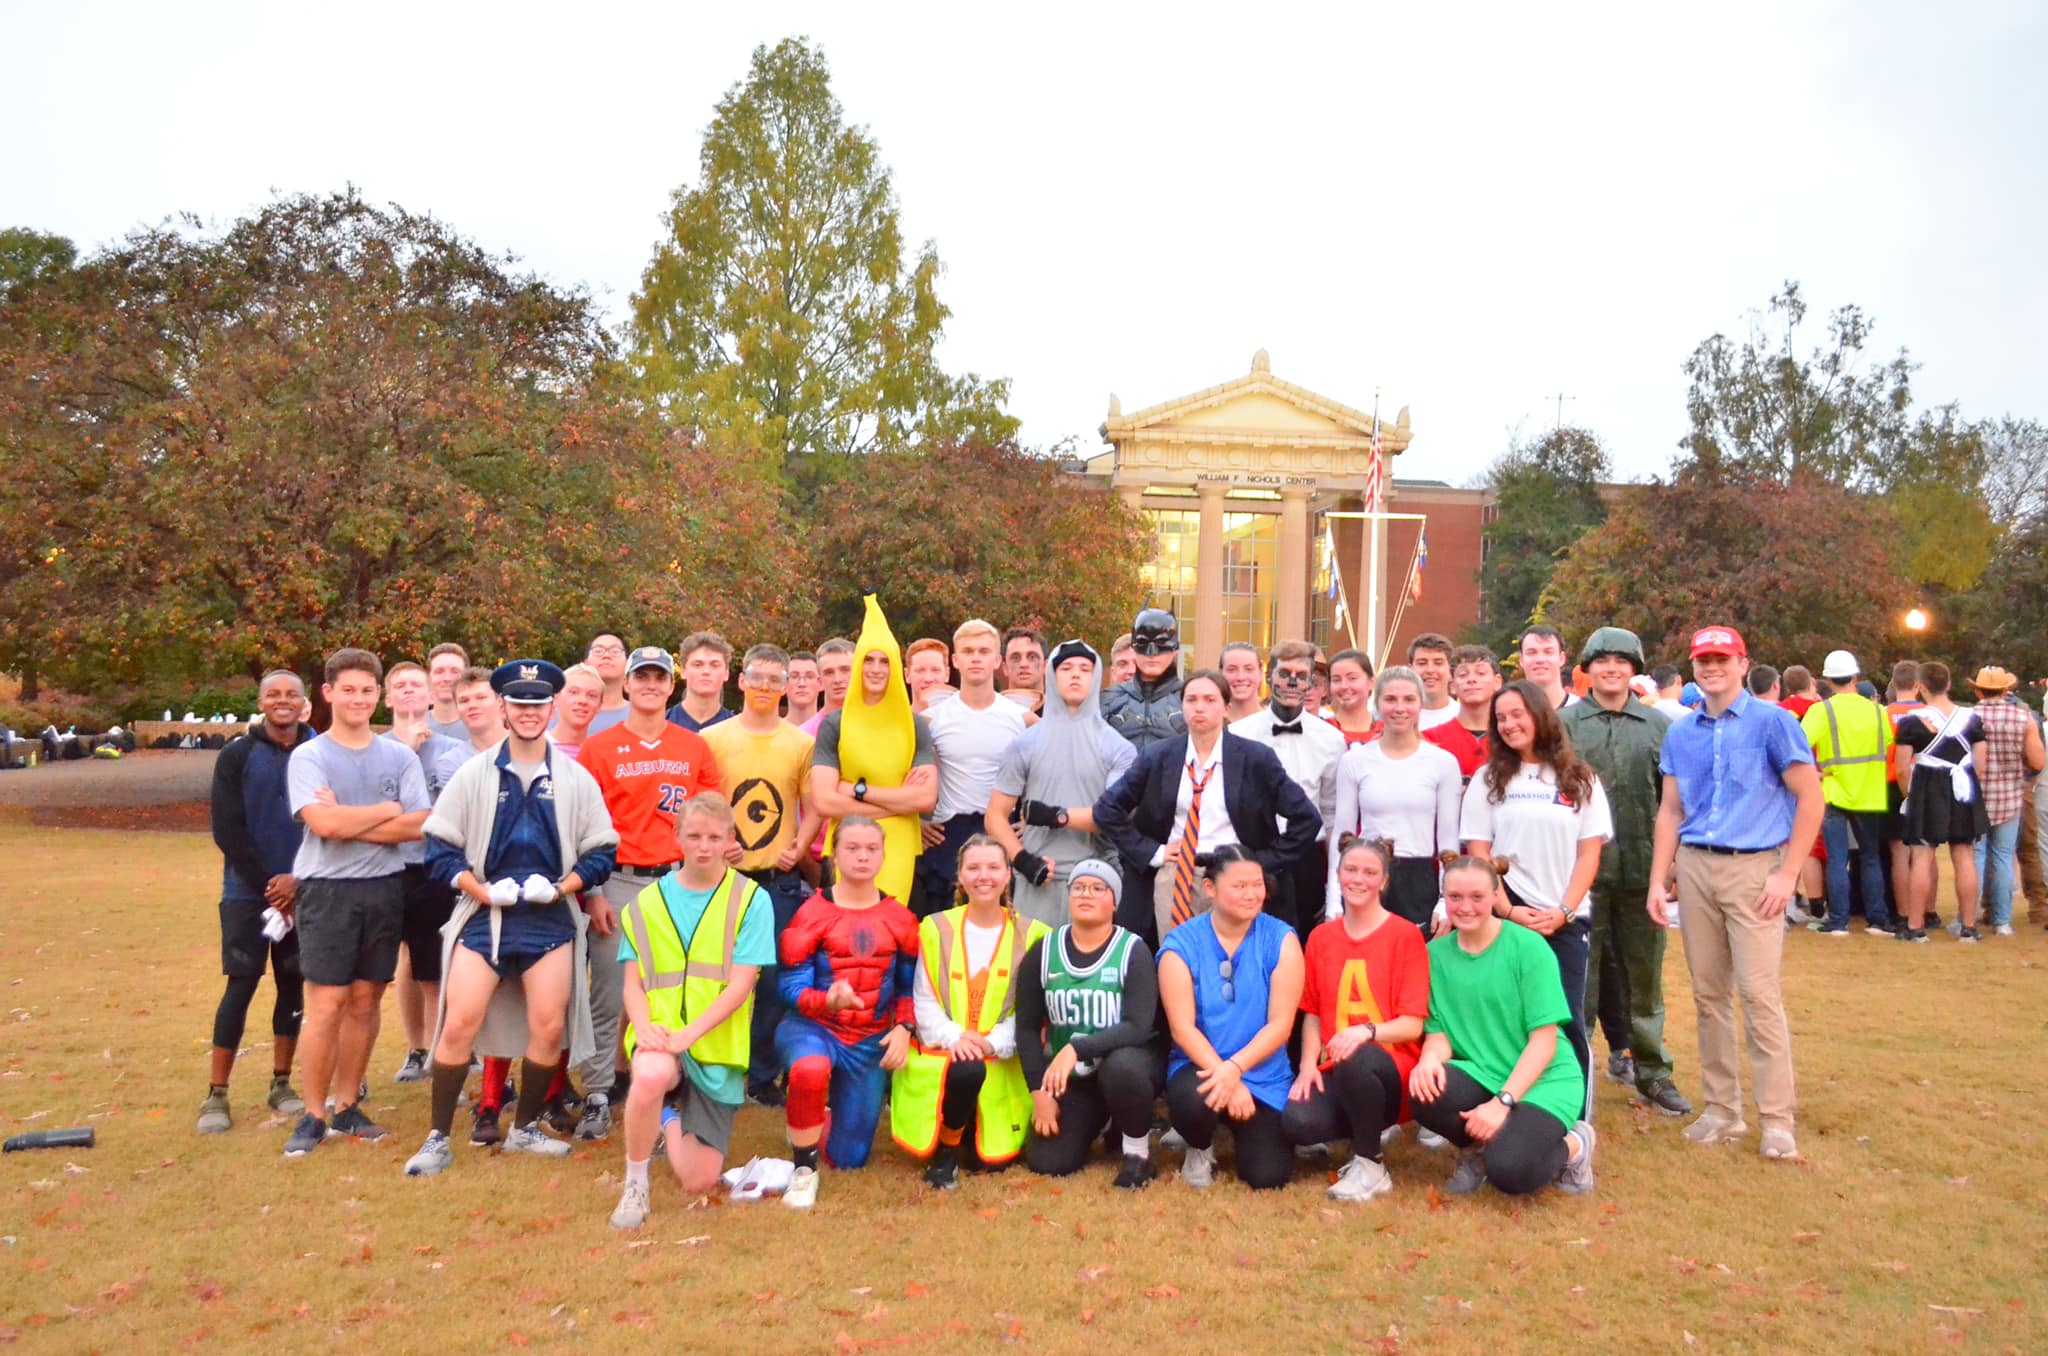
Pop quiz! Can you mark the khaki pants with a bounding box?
[1675,846,1796,1132]
[1152,867,1208,942]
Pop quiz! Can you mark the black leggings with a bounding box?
[1165,1063,1293,1190]
[940,1058,986,1130]
[1410,1065,1569,1196]
[1384,857,1440,930]
[212,970,304,1052]
[1025,1047,1163,1176]
[1280,1041,1402,1158]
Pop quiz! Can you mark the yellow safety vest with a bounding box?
[620,869,759,1070]
[890,906,1048,1163]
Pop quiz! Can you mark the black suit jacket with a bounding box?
[1092,730,1322,942]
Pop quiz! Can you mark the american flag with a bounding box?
[1409,525,1428,602]
[1364,419,1385,510]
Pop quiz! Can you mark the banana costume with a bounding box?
[831,593,921,902]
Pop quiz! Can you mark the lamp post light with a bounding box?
[1904,608,1931,633]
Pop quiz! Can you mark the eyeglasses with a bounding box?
[1218,957,1235,1003]
[1271,670,1313,687]
[587,644,626,657]
[741,670,787,690]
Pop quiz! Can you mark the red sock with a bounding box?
[544,1057,568,1102]
[785,1055,830,1132]
[480,1056,511,1112]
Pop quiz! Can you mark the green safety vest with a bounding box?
[890,906,1048,1164]
[1044,925,1137,1061]
[620,869,759,1070]
[1802,695,1891,813]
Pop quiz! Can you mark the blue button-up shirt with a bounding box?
[1658,690,1814,851]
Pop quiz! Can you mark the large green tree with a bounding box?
[0,191,805,695]
[0,228,75,302]
[629,37,1015,474]
[1467,426,1610,657]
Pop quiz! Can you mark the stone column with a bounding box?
[1277,484,1311,643]
[1194,481,1227,668]
[1117,481,1146,514]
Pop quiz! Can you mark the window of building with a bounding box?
[1140,509,1200,656]
[1310,509,1334,651]
[1220,511,1277,652]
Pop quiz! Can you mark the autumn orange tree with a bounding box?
[0,191,806,694]
[800,440,1148,649]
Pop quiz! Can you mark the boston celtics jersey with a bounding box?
[1042,925,1135,1061]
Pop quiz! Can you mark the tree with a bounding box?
[1467,426,1610,657]
[629,38,1015,475]
[0,191,806,697]
[0,228,75,302]
[799,440,1149,649]
[1539,468,1912,668]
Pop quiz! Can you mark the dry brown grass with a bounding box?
[1,822,2043,1354]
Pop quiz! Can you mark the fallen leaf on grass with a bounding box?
[860,1302,888,1323]
[1143,1284,1180,1300]
[1425,1185,1445,1213]
[612,1307,654,1327]
[1564,1238,1591,1247]
[411,1245,437,1256]
[1080,1309,1094,1325]
[850,1286,873,1296]
[1076,1264,1109,1282]
[974,1207,999,1219]
[1671,1256,1700,1275]
[1945,1176,1968,1187]
[625,1240,654,1250]
[509,1335,529,1348]
[904,1280,929,1298]
[751,1291,779,1302]
[1791,1232,1821,1244]
[1927,1305,1983,1317]
[676,1236,709,1247]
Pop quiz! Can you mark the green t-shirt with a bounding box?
[1423,922,1585,1129]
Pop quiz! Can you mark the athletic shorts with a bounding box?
[219,894,302,981]
[661,1079,737,1156]
[400,864,456,981]
[296,875,404,987]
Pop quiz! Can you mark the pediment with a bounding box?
[1103,355,1410,452]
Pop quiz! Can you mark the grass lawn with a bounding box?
[1,820,2043,1353]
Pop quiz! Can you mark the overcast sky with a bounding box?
[7,2,2041,484]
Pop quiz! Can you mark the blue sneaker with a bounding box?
[283,1113,327,1158]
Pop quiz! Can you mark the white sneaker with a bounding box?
[1293,1141,1331,1160]
[1557,1120,1596,1195]
[1327,1155,1393,1203]
[502,1123,571,1158]
[404,1130,454,1177]
[1380,1123,1404,1149]
[784,1165,819,1210]
[1416,1127,1451,1150]
[610,1179,650,1229]
[1995,923,2015,937]
[1160,1127,1186,1151]
[1180,1145,1215,1188]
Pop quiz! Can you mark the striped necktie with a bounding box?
[1169,758,1217,927]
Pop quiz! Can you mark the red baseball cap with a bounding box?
[1689,625,1747,659]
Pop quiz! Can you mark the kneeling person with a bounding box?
[609,795,773,1229]
[405,661,619,1176]
[1016,859,1162,1188]
[775,816,919,1208]
[892,836,1049,1188]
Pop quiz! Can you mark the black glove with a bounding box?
[1012,850,1052,887]
[1018,799,1066,829]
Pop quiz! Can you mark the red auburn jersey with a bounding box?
[778,890,919,1045]
[1424,719,1490,784]
[576,721,722,867]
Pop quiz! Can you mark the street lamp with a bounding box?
[1903,608,1930,633]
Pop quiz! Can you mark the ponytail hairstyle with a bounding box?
[1198,843,1263,884]
[1335,833,1395,879]
[951,832,1015,913]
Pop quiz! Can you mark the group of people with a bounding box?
[205,595,2027,1225]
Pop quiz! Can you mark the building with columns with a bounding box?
[1086,350,1490,668]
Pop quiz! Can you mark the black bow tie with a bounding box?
[1271,720,1303,735]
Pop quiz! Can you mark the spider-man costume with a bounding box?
[775,887,919,1167]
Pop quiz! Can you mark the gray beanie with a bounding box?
[1068,858,1123,908]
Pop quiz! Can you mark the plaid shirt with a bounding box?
[1977,694,2033,825]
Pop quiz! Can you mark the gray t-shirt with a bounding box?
[809,708,936,772]
[289,733,431,879]
[585,705,630,736]
[994,720,1136,927]
[429,714,469,743]
[384,731,478,866]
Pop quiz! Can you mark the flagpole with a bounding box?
[1366,389,1383,666]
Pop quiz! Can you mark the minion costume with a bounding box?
[831,593,923,902]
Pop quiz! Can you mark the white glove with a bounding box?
[520,873,559,904]
[486,877,521,908]
[260,906,294,942]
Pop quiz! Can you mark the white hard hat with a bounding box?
[1821,649,1860,681]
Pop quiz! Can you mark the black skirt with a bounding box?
[1899,767,1988,846]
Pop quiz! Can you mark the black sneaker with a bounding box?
[283,1113,327,1158]
[924,1146,960,1190]
[1114,1153,1155,1190]
[1898,927,1930,944]
[540,1094,579,1138]
[746,1079,786,1109]
[329,1103,388,1142]
[574,1094,612,1142]
[1643,1079,1694,1117]
[1957,926,1981,944]
[1924,911,1943,930]
[470,1105,503,1147]
[1605,1051,1636,1085]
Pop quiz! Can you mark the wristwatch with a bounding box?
[1363,1021,1378,1044]
[1497,1090,1518,1109]
[853,777,869,802]
[1055,807,1070,828]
